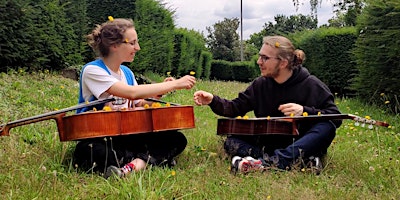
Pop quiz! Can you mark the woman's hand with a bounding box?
[193,90,213,106]
[175,75,196,90]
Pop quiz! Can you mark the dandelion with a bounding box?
[302,112,308,117]
[103,106,112,111]
[267,195,271,199]
[365,116,371,120]
[171,170,176,176]
[190,71,196,76]
[108,16,114,22]
[60,85,64,89]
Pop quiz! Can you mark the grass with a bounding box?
[0,70,399,199]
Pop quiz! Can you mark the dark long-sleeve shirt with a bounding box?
[209,66,342,134]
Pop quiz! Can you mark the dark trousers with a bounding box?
[73,131,187,173]
[224,121,336,169]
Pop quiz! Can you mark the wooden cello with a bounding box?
[217,114,390,136]
[0,98,195,141]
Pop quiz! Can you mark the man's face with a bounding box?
[256,44,282,78]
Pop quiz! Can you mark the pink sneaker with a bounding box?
[232,156,264,173]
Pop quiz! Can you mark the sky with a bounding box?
[165,0,336,39]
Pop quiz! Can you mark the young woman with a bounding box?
[73,17,196,178]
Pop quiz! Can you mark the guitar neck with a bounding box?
[252,114,389,128]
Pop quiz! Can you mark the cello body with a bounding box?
[1,97,195,142]
[60,106,195,141]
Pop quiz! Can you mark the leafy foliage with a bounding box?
[0,0,84,72]
[292,27,358,96]
[206,18,240,62]
[352,0,400,113]
[248,14,318,50]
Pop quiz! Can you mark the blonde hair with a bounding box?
[87,18,135,57]
[262,36,305,70]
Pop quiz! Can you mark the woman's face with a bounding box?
[117,28,140,62]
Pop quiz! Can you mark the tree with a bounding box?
[206,18,240,62]
[248,14,317,49]
[352,0,400,113]
[328,0,365,27]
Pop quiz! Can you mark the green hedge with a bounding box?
[291,27,358,96]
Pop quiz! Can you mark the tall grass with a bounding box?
[1,70,399,199]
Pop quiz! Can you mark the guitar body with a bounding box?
[216,114,389,136]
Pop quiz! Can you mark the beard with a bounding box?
[261,63,280,78]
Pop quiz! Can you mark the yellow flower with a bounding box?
[302,112,308,117]
[103,106,112,111]
[236,116,242,119]
[275,42,280,48]
[365,116,371,120]
[93,107,97,111]
[380,93,385,96]
[167,71,171,76]
[108,16,114,22]
[385,101,390,104]
[317,112,321,116]
[171,170,176,176]
[243,115,249,119]
[165,103,171,107]
[144,104,150,109]
[60,85,64,89]
[290,113,294,117]
[190,71,196,76]
[267,116,271,120]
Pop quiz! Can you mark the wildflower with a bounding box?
[103,106,112,111]
[171,170,176,176]
[267,195,271,199]
[385,101,390,104]
[108,16,114,22]
[60,85,64,89]
[190,71,196,76]
[365,116,371,120]
[302,112,308,117]
[275,42,280,48]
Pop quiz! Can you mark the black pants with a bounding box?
[73,131,187,173]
